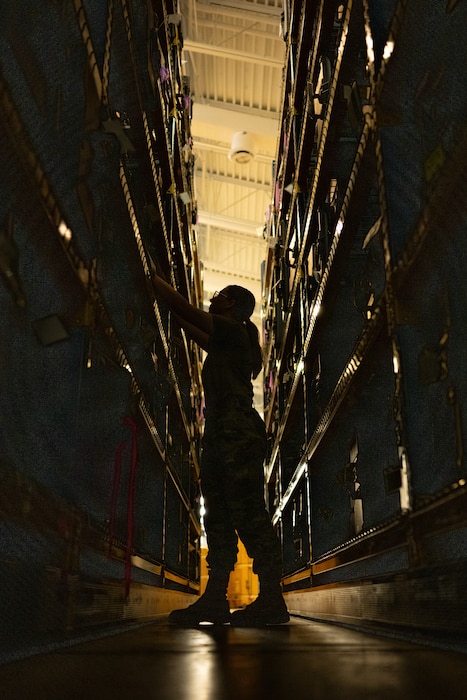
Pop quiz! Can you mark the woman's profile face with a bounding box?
[209,289,232,314]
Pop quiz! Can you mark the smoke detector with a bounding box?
[228,131,256,164]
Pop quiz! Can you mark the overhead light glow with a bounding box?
[58,220,72,241]
[383,40,395,61]
[365,33,375,65]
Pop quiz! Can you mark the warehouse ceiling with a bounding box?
[179,0,286,322]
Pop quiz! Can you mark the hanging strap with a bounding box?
[109,441,126,557]
[123,416,138,598]
[73,0,113,106]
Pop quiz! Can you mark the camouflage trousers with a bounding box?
[201,403,282,582]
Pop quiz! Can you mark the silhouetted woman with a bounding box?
[152,274,288,626]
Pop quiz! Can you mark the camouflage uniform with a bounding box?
[201,316,282,582]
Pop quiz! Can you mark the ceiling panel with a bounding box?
[180,0,286,323]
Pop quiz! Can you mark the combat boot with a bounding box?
[230,582,289,627]
[169,573,231,625]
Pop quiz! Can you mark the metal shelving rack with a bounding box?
[0,0,203,650]
[263,0,467,637]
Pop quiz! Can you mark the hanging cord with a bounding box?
[123,416,138,598]
[108,417,138,597]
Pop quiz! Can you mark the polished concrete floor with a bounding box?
[1,617,467,700]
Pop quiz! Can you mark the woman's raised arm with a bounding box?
[152,274,213,341]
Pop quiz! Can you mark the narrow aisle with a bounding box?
[1,617,466,700]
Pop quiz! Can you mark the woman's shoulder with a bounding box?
[211,314,243,330]
[210,315,248,345]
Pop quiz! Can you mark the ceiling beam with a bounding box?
[193,139,273,165]
[197,210,265,237]
[183,39,283,68]
[201,258,261,282]
[195,170,271,191]
[189,17,280,40]
[194,1,282,24]
[192,101,279,137]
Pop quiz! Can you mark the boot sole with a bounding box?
[169,613,231,626]
[230,612,290,627]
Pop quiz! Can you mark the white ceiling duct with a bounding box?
[228,131,256,164]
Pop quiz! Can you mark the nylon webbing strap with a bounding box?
[73,0,114,106]
[102,0,114,106]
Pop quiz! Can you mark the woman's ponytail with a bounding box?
[244,319,263,379]
[225,285,264,379]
